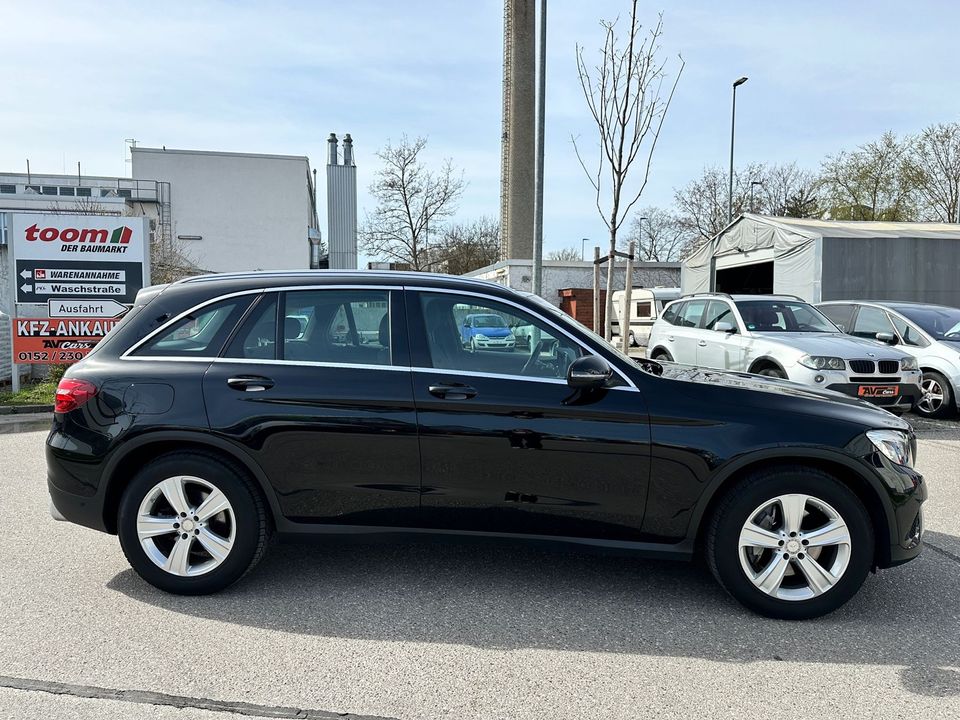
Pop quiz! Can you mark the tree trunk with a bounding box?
[604,228,616,341]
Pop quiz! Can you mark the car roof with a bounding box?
[819,299,959,311]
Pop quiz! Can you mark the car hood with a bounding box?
[644,360,910,431]
[475,327,512,338]
[753,332,906,358]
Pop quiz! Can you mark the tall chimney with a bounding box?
[327,132,358,270]
[327,133,339,166]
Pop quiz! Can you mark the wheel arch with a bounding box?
[689,449,895,568]
[101,431,283,534]
[748,356,786,375]
[649,346,673,361]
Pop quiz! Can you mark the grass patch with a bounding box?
[0,381,57,406]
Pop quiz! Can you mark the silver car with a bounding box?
[818,300,960,418]
[647,294,922,414]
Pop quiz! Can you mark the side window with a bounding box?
[702,300,735,330]
[636,301,652,318]
[677,300,707,328]
[224,294,278,359]
[282,289,391,365]
[661,302,681,325]
[851,306,894,340]
[418,292,582,381]
[132,297,250,357]
[889,315,930,348]
[819,304,855,333]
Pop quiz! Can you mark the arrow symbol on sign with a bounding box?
[20,284,32,293]
[20,269,31,279]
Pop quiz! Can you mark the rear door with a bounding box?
[406,288,651,541]
[671,299,708,365]
[202,286,422,526]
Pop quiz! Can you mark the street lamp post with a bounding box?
[581,237,590,261]
[637,216,648,257]
[728,76,748,224]
[750,180,762,213]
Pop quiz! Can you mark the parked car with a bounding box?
[818,300,960,418]
[647,293,922,414]
[611,287,681,347]
[460,312,516,351]
[47,272,925,619]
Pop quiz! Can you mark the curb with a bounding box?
[0,404,55,415]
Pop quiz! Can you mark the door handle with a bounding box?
[226,376,275,392]
[667,335,674,342]
[698,340,708,347]
[428,383,478,400]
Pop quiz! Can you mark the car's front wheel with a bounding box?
[117,451,270,595]
[707,466,873,620]
[915,370,954,419]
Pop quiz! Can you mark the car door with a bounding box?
[850,305,896,342]
[697,300,744,370]
[406,288,651,541]
[669,299,708,364]
[202,286,422,526]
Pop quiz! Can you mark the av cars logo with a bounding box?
[24,223,132,244]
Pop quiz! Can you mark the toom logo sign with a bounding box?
[25,223,133,245]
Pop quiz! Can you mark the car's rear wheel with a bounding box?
[628,330,638,348]
[707,466,873,620]
[118,452,270,595]
[915,370,954,418]
[650,349,672,362]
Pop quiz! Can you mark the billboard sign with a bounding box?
[12,317,121,365]
[10,214,149,304]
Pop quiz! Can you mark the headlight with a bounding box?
[900,357,918,371]
[475,334,488,341]
[799,355,846,370]
[867,429,914,467]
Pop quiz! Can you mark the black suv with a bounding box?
[47,271,925,619]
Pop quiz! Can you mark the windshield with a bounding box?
[895,305,960,340]
[736,300,839,333]
[472,314,507,328]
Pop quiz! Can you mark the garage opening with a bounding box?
[715,261,773,295]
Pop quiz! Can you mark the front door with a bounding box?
[202,287,421,526]
[406,289,651,541]
[698,300,744,370]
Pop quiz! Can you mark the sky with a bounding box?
[4,0,960,264]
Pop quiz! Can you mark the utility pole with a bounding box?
[621,241,636,354]
[728,76,748,224]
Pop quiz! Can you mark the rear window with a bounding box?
[661,302,681,325]
[131,297,252,358]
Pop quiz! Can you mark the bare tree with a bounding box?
[433,216,501,275]
[360,136,465,271]
[758,163,821,217]
[573,4,684,339]
[903,122,960,222]
[546,247,581,261]
[619,206,691,261]
[673,165,761,245]
[819,131,915,221]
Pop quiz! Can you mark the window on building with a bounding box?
[59,187,76,196]
[0,184,15,194]
[41,186,58,195]
[76,187,92,197]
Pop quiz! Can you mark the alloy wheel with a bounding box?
[136,475,236,577]
[738,493,851,601]
[918,377,944,415]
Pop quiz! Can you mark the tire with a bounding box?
[756,366,787,379]
[706,466,873,620]
[650,349,672,362]
[628,331,638,348]
[117,451,270,595]
[915,370,954,419]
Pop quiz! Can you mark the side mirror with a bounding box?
[875,331,898,345]
[714,321,737,334]
[567,355,613,389]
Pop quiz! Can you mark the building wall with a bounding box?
[467,260,680,307]
[822,236,960,306]
[132,148,315,273]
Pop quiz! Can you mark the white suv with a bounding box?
[647,294,922,414]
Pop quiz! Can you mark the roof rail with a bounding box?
[681,291,734,300]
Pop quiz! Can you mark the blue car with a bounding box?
[461,313,516,351]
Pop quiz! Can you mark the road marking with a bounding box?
[0,675,398,720]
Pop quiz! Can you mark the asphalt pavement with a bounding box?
[0,418,957,719]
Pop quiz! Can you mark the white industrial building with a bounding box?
[1,145,327,280]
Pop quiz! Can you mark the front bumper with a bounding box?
[826,381,922,411]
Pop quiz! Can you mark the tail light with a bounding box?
[55,378,98,414]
